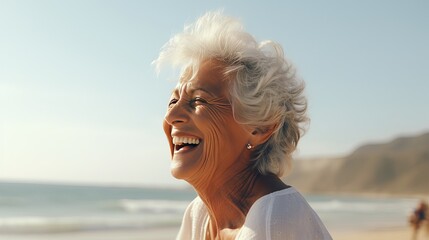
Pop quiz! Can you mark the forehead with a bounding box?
[176,60,230,96]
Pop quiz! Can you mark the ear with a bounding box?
[249,124,277,147]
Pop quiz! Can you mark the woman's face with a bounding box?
[163,60,252,182]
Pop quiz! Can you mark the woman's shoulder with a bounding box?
[238,187,332,240]
[247,186,324,223]
[176,197,209,240]
[246,186,302,218]
[184,196,208,219]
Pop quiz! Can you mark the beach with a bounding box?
[0,227,179,240]
[332,227,421,240]
[1,182,426,240]
[1,226,426,240]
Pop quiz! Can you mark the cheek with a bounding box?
[162,120,174,156]
[198,107,238,158]
[163,119,171,136]
[198,106,232,139]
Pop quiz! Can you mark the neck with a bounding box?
[198,167,260,239]
[189,163,287,239]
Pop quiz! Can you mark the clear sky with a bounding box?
[1,0,428,187]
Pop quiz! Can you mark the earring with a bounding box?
[246,143,254,150]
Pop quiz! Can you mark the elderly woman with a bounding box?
[155,12,332,240]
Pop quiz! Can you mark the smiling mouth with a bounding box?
[172,136,201,152]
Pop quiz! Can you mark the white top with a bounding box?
[176,187,332,240]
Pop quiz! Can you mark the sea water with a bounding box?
[0,182,418,234]
[0,182,194,234]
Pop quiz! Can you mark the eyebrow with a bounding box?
[190,87,216,97]
[172,85,216,97]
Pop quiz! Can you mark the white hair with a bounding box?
[154,11,308,176]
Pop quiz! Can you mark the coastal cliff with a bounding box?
[285,132,429,195]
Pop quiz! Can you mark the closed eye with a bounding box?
[168,98,178,107]
[190,97,207,107]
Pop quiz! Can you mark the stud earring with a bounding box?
[246,143,254,150]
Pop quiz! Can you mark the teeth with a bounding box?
[172,136,200,145]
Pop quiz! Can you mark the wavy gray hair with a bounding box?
[154,11,308,177]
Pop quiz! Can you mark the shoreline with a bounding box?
[331,226,427,240]
[1,226,425,240]
[299,190,429,199]
[0,227,180,240]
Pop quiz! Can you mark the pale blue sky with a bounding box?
[1,0,428,187]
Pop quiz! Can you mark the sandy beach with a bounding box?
[0,227,179,240]
[332,227,428,240]
[1,226,428,240]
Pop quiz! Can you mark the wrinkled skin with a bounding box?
[163,60,252,187]
[163,60,288,240]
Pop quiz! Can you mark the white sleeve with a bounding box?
[239,191,332,240]
[268,193,332,240]
[175,199,194,240]
[176,197,208,240]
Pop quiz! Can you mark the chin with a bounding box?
[170,159,191,180]
[170,168,185,180]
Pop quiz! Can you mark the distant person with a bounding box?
[410,199,428,240]
[154,11,332,239]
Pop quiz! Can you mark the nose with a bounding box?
[164,101,189,126]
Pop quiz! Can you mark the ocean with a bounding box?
[0,182,419,236]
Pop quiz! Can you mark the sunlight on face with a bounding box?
[163,60,252,185]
